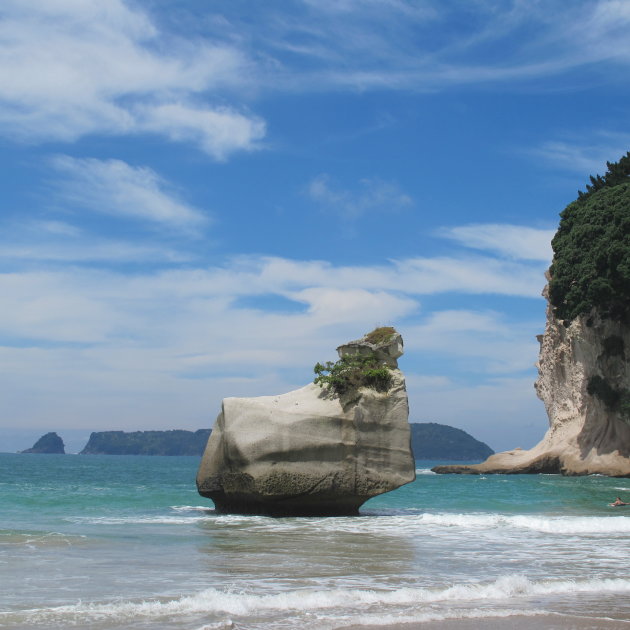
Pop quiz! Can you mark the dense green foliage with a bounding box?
[314,353,392,396]
[22,432,65,454]
[80,429,211,456]
[410,422,493,461]
[549,154,630,324]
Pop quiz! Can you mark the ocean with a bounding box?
[1,452,630,630]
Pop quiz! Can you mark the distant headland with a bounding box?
[21,423,492,460]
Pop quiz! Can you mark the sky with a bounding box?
[2,0,629,454]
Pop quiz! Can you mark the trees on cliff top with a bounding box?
[549,152,630,324]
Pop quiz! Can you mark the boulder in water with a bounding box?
[196,329,415,515]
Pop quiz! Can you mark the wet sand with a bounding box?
[340,613,630,630]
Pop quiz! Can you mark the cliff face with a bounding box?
[197,330,415,515]
[530,287,630,475]
[434,285,630,477]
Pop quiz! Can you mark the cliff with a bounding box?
[410,423,493,461]
[197,328,416,515]
[80,429,211,455]
[21,432,65,454]
[434,158,630,477]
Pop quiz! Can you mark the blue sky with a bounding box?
[1,0,629,453]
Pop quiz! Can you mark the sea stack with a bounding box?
[197,328,415,515]
[434,158,630,477]
[21,432,65,454]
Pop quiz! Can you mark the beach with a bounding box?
[2,453,630,629]
[345,614,630,629]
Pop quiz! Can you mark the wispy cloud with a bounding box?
[439,224,554,262]
[52,156,209,233]
[2,0,630,154]
[0,0,264,157]
[530,138,630,176]
[308,174,412,219]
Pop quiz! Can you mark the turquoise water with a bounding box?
[1,453,630,629]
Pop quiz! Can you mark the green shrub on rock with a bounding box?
[314,353,392,396]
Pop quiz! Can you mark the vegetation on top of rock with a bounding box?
[21,432,65,454]
[80,429,211,456]
[549,153,630,324]
[314,353,392,396]
[364,326,397,345]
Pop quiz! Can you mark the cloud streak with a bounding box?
[439,224,554,262]
[52,156,209,233]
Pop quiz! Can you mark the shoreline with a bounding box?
[339,613,630,630]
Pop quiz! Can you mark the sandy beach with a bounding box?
[341,613,630,630]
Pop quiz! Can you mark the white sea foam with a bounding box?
[416,512,630,535]
[415,468,436,475]
[67,515,216,525]
[11,575,630,624]
[170,505,215,513]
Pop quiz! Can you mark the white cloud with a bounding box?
[138,103,266,161]
[0,241,192,264]
[308,175,412,219]
[0,220,549,441]
[0,0,264,156]
[52,156,208,232]
[404,309,541,374]
[0,261,545,442]
[440,224,554,262]
[531,139,630,176]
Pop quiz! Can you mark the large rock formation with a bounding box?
[434,284,630,477]
[197,329,416,515]
[435,157,630,478]
[21,432,65,454]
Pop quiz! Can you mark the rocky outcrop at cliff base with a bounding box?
[197,330,416,515]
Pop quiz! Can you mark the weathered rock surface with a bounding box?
[197,331,415,515]
[434,284,630,477]
[21,432,65,454]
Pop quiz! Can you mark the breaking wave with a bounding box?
[6,575,630,626]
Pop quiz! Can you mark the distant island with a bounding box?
[21,432,65,454]
[23,423,492,460]
[410,423,493,461]
[80,430,211,455]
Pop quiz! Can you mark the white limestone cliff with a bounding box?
[196,330,416,514]
[434,284,630,477]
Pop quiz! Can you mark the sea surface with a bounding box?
[1,452,630,629]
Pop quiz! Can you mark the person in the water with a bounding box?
[610,497,629,506]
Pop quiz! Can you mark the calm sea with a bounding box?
[1,452,630,629]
